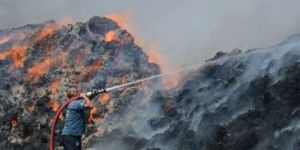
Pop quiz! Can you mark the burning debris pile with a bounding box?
[87,35,300,149]
[1,15,300,150]
[0,16,160,150]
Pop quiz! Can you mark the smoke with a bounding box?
[1,1,300,149]
[1,0,300,68]
[88,86,165,150]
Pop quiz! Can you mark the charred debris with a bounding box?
[1,16,300,150]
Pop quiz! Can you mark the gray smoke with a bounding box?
[1,0,300,68]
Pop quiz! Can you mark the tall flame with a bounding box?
[107,12,180,90]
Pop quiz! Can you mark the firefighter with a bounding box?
[61,87,94,150]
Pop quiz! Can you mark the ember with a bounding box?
[10,119,17,127]
[104,30,118,42]
[48,100,60,112]
[99,93,110,106]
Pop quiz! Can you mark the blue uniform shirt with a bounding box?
[62,99,86,136]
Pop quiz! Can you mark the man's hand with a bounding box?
[80,92,94,109]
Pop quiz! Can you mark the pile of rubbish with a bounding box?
[1,16,300,150]
[0,16,160,150]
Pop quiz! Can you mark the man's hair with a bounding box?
[66,86,82,98]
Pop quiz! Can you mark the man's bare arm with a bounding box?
[79,93,94,109]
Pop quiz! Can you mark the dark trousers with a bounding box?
[62,135,82,150]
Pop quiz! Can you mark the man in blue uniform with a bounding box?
[62,88,94,150]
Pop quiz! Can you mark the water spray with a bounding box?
[86,62,203,97]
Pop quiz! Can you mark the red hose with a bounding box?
[49,96,80,150]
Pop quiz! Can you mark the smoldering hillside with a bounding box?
[89,34,300,150]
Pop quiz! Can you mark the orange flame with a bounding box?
[48,79,62,113]
[10,46,26,68]
[105,30,118,42]
[22,19,71,82]
[88,107,97,123]
[35,24,57,42]
[50,79,61,96]
[99,93,111,106]
[0,46,26,68]
[107,13,131,31]
[147,45,180,90]
[48,100,60,112]
[24,51,68,82]
[10,119,17,126]
[0,51,10,60]
[107,12,145,48]
[34,18,72,43]
[0,37,10,44]
[88,93,111,123]
[24,58,52,82]
[0,18,70,69]
[106,12,179,90]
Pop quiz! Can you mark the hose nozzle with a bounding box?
[86,88,107,99]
